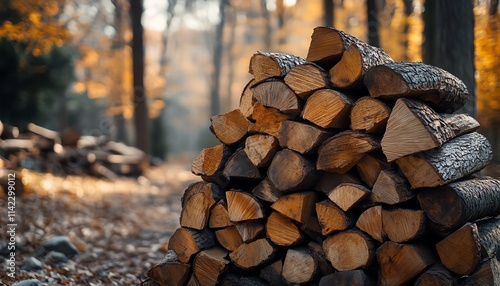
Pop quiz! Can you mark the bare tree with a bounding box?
[159,0,178,75]
[324,0,334,27]
[210,0,229,116]
[366,0,380,47]
[261,0,272,50]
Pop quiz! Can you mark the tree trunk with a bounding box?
[323,0,334,27]
[210,0,228,116]
[366,0,380,47]
[423,0,475,117]
[130,0,150,154]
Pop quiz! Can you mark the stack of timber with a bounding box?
[0,122,147,192]
[142,26,500,286]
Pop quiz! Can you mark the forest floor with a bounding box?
[1,161,499,286]
[0,163,198,286]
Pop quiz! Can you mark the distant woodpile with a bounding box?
[142,27,500,286]
[0,121,146,193]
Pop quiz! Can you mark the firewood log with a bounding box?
[229,238,277,270]
[316,200,355,235]
[356,205,385,243]
[267,149,318,192]
[193,247,229,286]
[260,260,286,286]
[249,51,306,83]
[210,109,252,145]
[414,263,456,286]
[271,191,317,224]
[248,104,296,138]
[244,134,279,168]
[240,79,256,119]
[219,273,268,286]
[278,120,331,155]
[381,98,479,162]
[222,149,262,182]
[186,274,200,286]
[306,26,360,69]
[215,225,243,252]
[327,183,370,212]
[323,229,375,271]
[371,169,413,205]
[282,247,319,284]
[146,250,191,286]
[252,178,281,203]
[191,144,233,183]
[396,132,493,189]
[356,151,392,187]
[308,241,335,276]
[417,177,500,230]
[317,131,380,174]
[168,228,215,263]
[436,218,500,275]
[330,42,393,88]
[300,216,323,243]
[314,171,362,194]
[364,62,469,113]
[209,200,232,229]
[251,79,302,114]
[226,190,265,222]
[350,96,391,134]
[319,270,375,286]
[266,211,304,246]
[235,220,265,242]
[382,208,426,243]
[180,182,223,230]
[139,278,160,286]
[376,241,435,286]
[284,62,330,99]
[302,89,354,129]
[461,257,500,286]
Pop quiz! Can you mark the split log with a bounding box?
[180,182,223,230]
[330,42,393,88]
[376,241,435,286]
[193,247,229,286]
[222,149,262,182]
[302,89,354,129]
[219,274,268,286]
[266,211,304,246]
[251,79,302,114]
[327,183,370,212]
[382,208,426,243]
[147,250,191,286]
[210,109,252,145]
[235,220,265,242]
[215,226,243,252]
[300,216,323,243]
[414,263,456,286]
[323,229,375,271]
[168,228,215,263]
[249,51,306,82]
[252,178,281,203]
[316,200,355,235]
[226,190,265,222]
[278,120,330,155]
[249,104,295,138]
[350,96,391,134]
[267,149,318,192]
[244,134,279,168]
[209,200,232,229]
[396,132,493,189]
[371,169,414,205]
[229,238,277,270]
[317,131,380,174]
[191,144,233,182]
[364,62,469,113]
[240,79,256,119]
[306,26,360,69]
[308,241,335,276]
[260,260,286,286]
[314,171,362,194]
[319,270,374,286]
[284,63,330,99]
[356,151,392,187]
[282,247,319,284]
[186,274,200,286]
[381,98,479,162]
[461,257,500,286]
[417,177,500,230]
[356,205,385,243]
[271,192,317,224]
[436,218,500,275]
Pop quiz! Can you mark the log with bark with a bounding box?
[249,51,306,83]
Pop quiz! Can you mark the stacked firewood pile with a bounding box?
[141,27,500,286]
[0,122,146,188]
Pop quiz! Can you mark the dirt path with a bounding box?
[0,164,197,285]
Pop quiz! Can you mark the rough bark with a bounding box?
[364,62,469,113]
[319,270,374,286]
[267,149,318,192]
[350,96,391,134]
[414,263,456,286]
[271,192,317,224]
[226,190,265,222]
[284,63,330,99]
[168,227,215,263]
[323,229,375,271]
[278,120,331,155]
[249,51,306,83]
[302,88,354,129]
[210,109,252,145]
[461,257,500,286]
[229,238,277,270]
[282,247,319,284]
[147,250,191,286]
[251,79,302,114]
[266,211,304,246]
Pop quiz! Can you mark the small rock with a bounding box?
[14,279,42,286]
[45,251,68,264]
[22,257,43,272]
[41,236,78,258]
